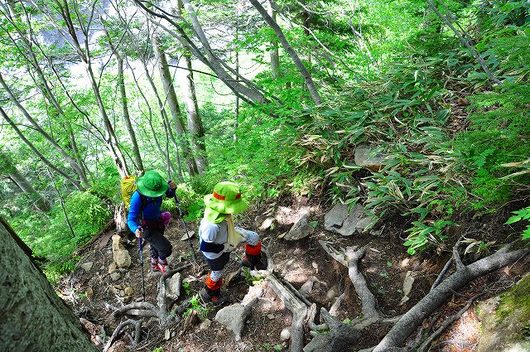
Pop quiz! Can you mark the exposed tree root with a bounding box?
[103,319,141,352]
[316,239,528,352]
[107,263,192,350]
[373,244,528,351]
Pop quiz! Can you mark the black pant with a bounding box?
[144,227,172,260]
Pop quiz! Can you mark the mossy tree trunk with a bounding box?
[0,217,97,352]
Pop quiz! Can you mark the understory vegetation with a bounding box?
[0,0,528,280]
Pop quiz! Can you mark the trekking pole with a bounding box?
[174,195,198,262]
[138,237,146,301]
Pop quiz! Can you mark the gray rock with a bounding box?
[112,235,131,268]
[214,298,257,341]
[259,217,275,231]
[80,262,93,272]
[326,285,339,301]
[324,204,370,236]
[166,273,181,300]
[284,213,313,241]
[354,144,385,171]
[280,327,291,341]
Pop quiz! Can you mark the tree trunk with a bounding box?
[250,0,322,105]
[152,36,198,176]
[0,217,98,352]
[0,151,51,211]
[117,54,144,173]
[268,0,280,79]
[176,0,207,173]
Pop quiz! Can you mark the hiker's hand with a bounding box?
[135,227,143,238]
[168,180,177,189]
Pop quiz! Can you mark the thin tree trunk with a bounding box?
[427,0,500,84]
[0,217,98,352]
[136,0,268,106]
[0,151,51,211]
[268,0,280,79]
[176,0,207,173]
[152,36,198,176]
[117,54,144,172]
[1,107,82,189]
[0,72,88,188]
[250,0,322,105]
[46,167,75,238]
[140,59,184,181]
[3,3,89,187]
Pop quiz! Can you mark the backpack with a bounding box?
[120,176,137,210]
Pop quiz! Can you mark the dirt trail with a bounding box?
[62,198,529,351]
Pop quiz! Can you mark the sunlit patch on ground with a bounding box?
[440,309,480,352]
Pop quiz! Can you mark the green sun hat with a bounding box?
[204,181,248,223]
[136,170,169,198]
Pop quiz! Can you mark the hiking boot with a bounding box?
[241,253,268,270]
[150,258,159,272]
[157,259,168,273]
[199,288,224,305]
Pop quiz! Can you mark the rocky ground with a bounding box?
[60,196,529,352]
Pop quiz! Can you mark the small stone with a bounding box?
[199,319,212,330]
[164,329,171,340]
[124,286,134,296]
[80,262,93,272]
[180,231,195,241]
[280,328,291,341]
[326,286,338,300]
[324,204,371,237]
[259,217,275,231]
[267,314,275,320]
[85,287,94,300]
[312,262,318,270]
[108,262,117,274]
[110,272,121,281]
[293,248,301,255]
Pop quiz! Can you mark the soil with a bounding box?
[61,195,529,352]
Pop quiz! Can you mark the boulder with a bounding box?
[354,144,386,171]
[324,204,370,236]
[284,213,313,241]
[112,235,131,268]
[215,298,257,341]
[166,273,181,300]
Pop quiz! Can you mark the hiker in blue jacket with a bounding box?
[128,170,176,273]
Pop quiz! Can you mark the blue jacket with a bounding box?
[127,188,175,232]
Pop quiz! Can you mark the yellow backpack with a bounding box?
[120,176,137,210]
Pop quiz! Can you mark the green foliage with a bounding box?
[404,220,454,255]
[506,207,530,240]
[184,295,210,320]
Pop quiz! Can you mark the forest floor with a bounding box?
[60,195,529,352]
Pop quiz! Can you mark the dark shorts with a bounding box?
[204,252,230,271]
[144,227,172,260]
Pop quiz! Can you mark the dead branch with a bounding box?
[103,319,141,352]
[373,245,528,351]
